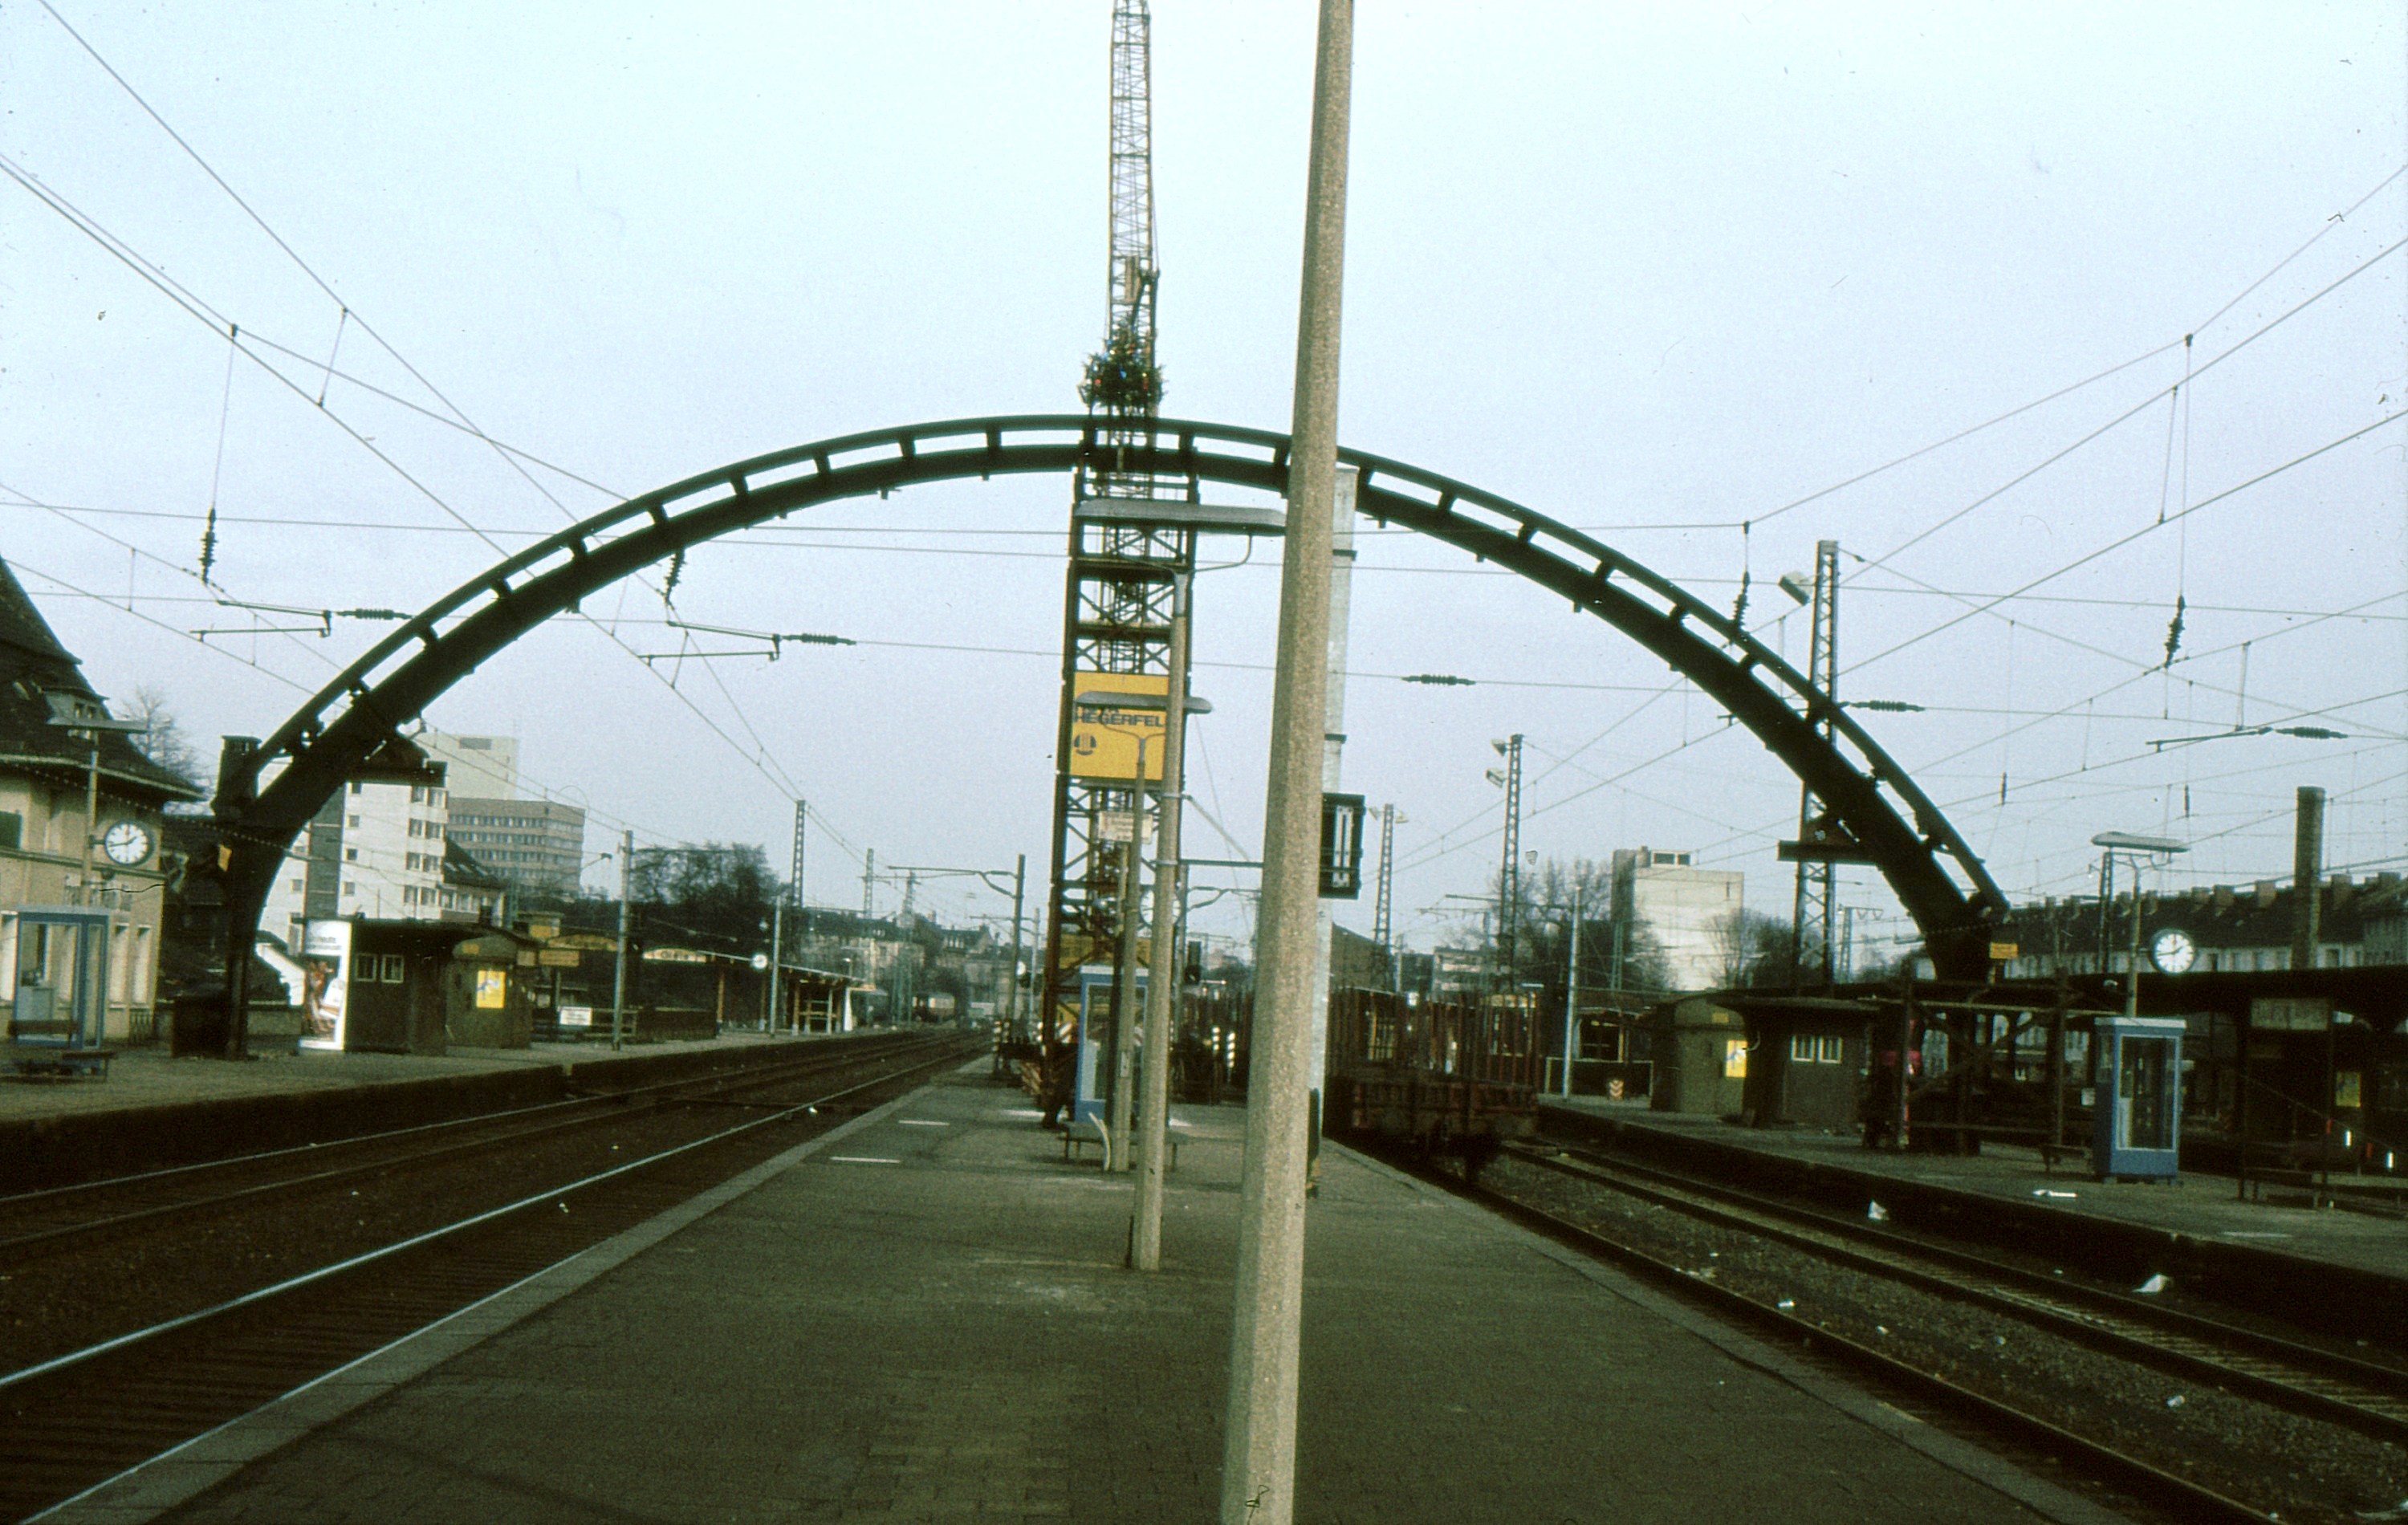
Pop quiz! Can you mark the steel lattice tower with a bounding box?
[1492,734,1523,982]
[1791,539,1841,985]
[1370,803,1395,986]
[1040,0,1194,1043]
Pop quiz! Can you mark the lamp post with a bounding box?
[2089,832,2189,1023]
[1076,682,1210,1194]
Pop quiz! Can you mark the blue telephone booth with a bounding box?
[2093,1015,2184,1181]
[1072,966,1146,1127]
[9,907,114,1075]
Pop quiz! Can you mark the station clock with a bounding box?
[100,819,154,867]
[2147,927,2196,975]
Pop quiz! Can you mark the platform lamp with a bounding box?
[43,691,146,906]
[2089,832,2189,1022]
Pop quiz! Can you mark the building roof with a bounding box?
[0,557,202,803]
[1997,874,2406,953]
[442,840,509,892]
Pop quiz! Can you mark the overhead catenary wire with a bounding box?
[0,147,834,852]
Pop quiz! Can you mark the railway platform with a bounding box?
[52,1065,2125,1524]
[1541,1096,2408,1285]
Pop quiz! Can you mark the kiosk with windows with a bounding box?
[2093,1015,2184,1181]
[7,906,114,1076]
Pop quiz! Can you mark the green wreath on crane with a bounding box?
[1080,319,1164,413]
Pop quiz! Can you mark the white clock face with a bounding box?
[101,819,153,867]
[2149,928,2196,975]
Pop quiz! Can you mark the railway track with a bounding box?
[0,1032,929,1264]
[1513,1140,2408,1448]
[0,1034,972,1523]
[1422,1137,2408,1525]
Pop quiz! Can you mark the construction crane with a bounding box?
[1080,0,1163,476]
[1038,1,1194,1120]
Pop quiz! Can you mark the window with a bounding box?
[1816,1035,1845,1064]
[344,848,359,862]
[1791,1035,1816,1063]
[347,815,361,828]
[290,878,304,893]
[349,783,364,795]
[343,880,357,896]
[0,811,21,851]
[380,954,405,983]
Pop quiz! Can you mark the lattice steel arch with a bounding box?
[208,413,2007,1051]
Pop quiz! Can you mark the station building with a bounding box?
[0,559,204,1043]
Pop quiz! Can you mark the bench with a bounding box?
[6,1041,115,1079]
[1060,1118,1175,1171]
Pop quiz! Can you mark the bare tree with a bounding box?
[123,685,206,792]
[1710,908,1800,989]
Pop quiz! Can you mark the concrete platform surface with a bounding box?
[51,1067,2125,1524]
[0,1031,844,1125]
[1549,1096,2408,1283]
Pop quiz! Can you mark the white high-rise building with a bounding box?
[256,730,512,950]
[419,733,519,798]
[1610,847,1743,992]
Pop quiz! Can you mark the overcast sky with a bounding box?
[5,2,2404,961]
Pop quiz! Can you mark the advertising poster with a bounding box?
[1068,670,1166,782]
[297,919,354,1052]
[474,969,508,1010]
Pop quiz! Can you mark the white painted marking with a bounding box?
[829,1157,902,1165]
[2217,1230,2292,1239]
[999,1108,1043,1119]
[898,1120,949,1128]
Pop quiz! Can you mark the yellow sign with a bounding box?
[1989,942,2020,962]
[538,949,581,968]
[1722,1038,1748,1079]
[474,969,508,1010]
[2337,1071,2362,1109]
[1069,671,1168,782]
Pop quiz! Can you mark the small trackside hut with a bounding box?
[1727,994,1876,1131]
[1324,986,1540,1173]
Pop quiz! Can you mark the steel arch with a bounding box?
[213,413,2006,1042]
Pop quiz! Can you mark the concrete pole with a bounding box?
[610,828,633,1051]
[1221,3,1350,1519]
[2292,786,2327,1198]
[1108,737,1149,1169]
[1135,575,1191,1267]
[1304,466,1358,1151]
[767,899,784,1033]
[1007,852,1027,1039]
[1561,883,1582,1097]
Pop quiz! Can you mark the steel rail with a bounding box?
[1512,1141,2408,1446]
[1426,1161,2274,1525]
[0,1035,967,1393]
[0,1035,924,1261]
[213,416,2005,999]
[2,1039,976,1525]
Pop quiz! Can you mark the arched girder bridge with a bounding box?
[210,413,2007,1045]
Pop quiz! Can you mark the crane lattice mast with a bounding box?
[1039,1,1193,1075]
